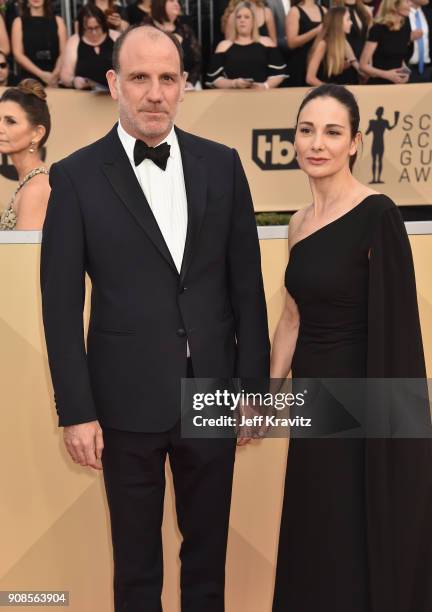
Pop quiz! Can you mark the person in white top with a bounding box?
[408,0,432,82]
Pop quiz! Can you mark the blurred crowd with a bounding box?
[0,0,430,91]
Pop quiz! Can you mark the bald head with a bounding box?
[112,24,184,75]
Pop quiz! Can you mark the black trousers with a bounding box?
[101,361,237,612]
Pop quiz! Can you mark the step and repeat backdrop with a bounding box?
[0,84,431,212]
[0,234,431,611]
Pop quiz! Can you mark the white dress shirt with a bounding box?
[409,7,431,65]
[117,121,190,356]
[117,121,188,274]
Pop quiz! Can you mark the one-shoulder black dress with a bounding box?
[273,194,432,612]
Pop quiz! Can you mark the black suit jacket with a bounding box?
[40,125,270,431]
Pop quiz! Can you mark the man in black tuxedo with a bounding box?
[40,24,269,612]
[408,0,432,82]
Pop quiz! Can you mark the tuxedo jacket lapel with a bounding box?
[101,125,178,274]
[100,124,208,284]
[176,127,208,287]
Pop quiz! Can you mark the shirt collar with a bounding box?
[117,120,177,165]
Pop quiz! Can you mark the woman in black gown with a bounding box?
[359,0,413,83]
[271,84,432,612]
[306,7,360,85]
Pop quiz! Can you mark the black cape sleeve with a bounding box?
[365,204,432,612]
[205,52,226,87]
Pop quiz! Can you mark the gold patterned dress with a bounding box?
[0,167,49,230]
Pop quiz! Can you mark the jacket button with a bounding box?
[179,286,187,294]
[177,328,187,337]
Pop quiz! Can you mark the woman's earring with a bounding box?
[29,141,36,153]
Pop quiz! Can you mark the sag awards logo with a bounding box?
[365,107,431,184]
[252,129,299,171]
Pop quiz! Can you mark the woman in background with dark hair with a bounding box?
[285,0,327,86]
[147,0,201,88]
[86,0,129,32]
[306,7,360,85]
[61,5,119,89]
[11,0,67,86]
[0,78,50,229]
[271,83,432,611]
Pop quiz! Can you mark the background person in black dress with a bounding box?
[285,0,326,86]
[206,1,287,88]
[271,83,432,612]
[222,0,277,43]
[145,0,202,89]
[61,5,119,89]
[333,0,372,61]
[125,0,151,25]
[306,6,360,85]
[359,0,416,83]
[11,0,67,86]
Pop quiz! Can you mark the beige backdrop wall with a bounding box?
[1,86,431,212]
[0,234,431,611]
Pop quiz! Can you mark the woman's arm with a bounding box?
[0,15,10,56]
[51,16,68,83]
[359,40,408,82]
[12,17,51,82]
[15,178,50,231]
[59,34,79,87]
[306,38,326,85]
[265,6,277,44]
[270,289,300,379]
[270,214,302,379]
[286,7,322,49]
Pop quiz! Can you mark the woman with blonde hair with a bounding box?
[360,0,418,83]
[285,0,327,85]
[0,79,50,230]
[222,0,277,44]
[333,0,372,59]
[206,1,287,89]
[306,6,359,85]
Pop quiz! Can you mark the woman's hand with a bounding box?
[73,76,91,89]
[252,81,270,90]
[411,28,423,41]
[107,11,122,30]
[232,78,253,89]
[39,70,54,85]
[386,68,409,84]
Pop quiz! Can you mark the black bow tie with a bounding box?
[133,140,171,170]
